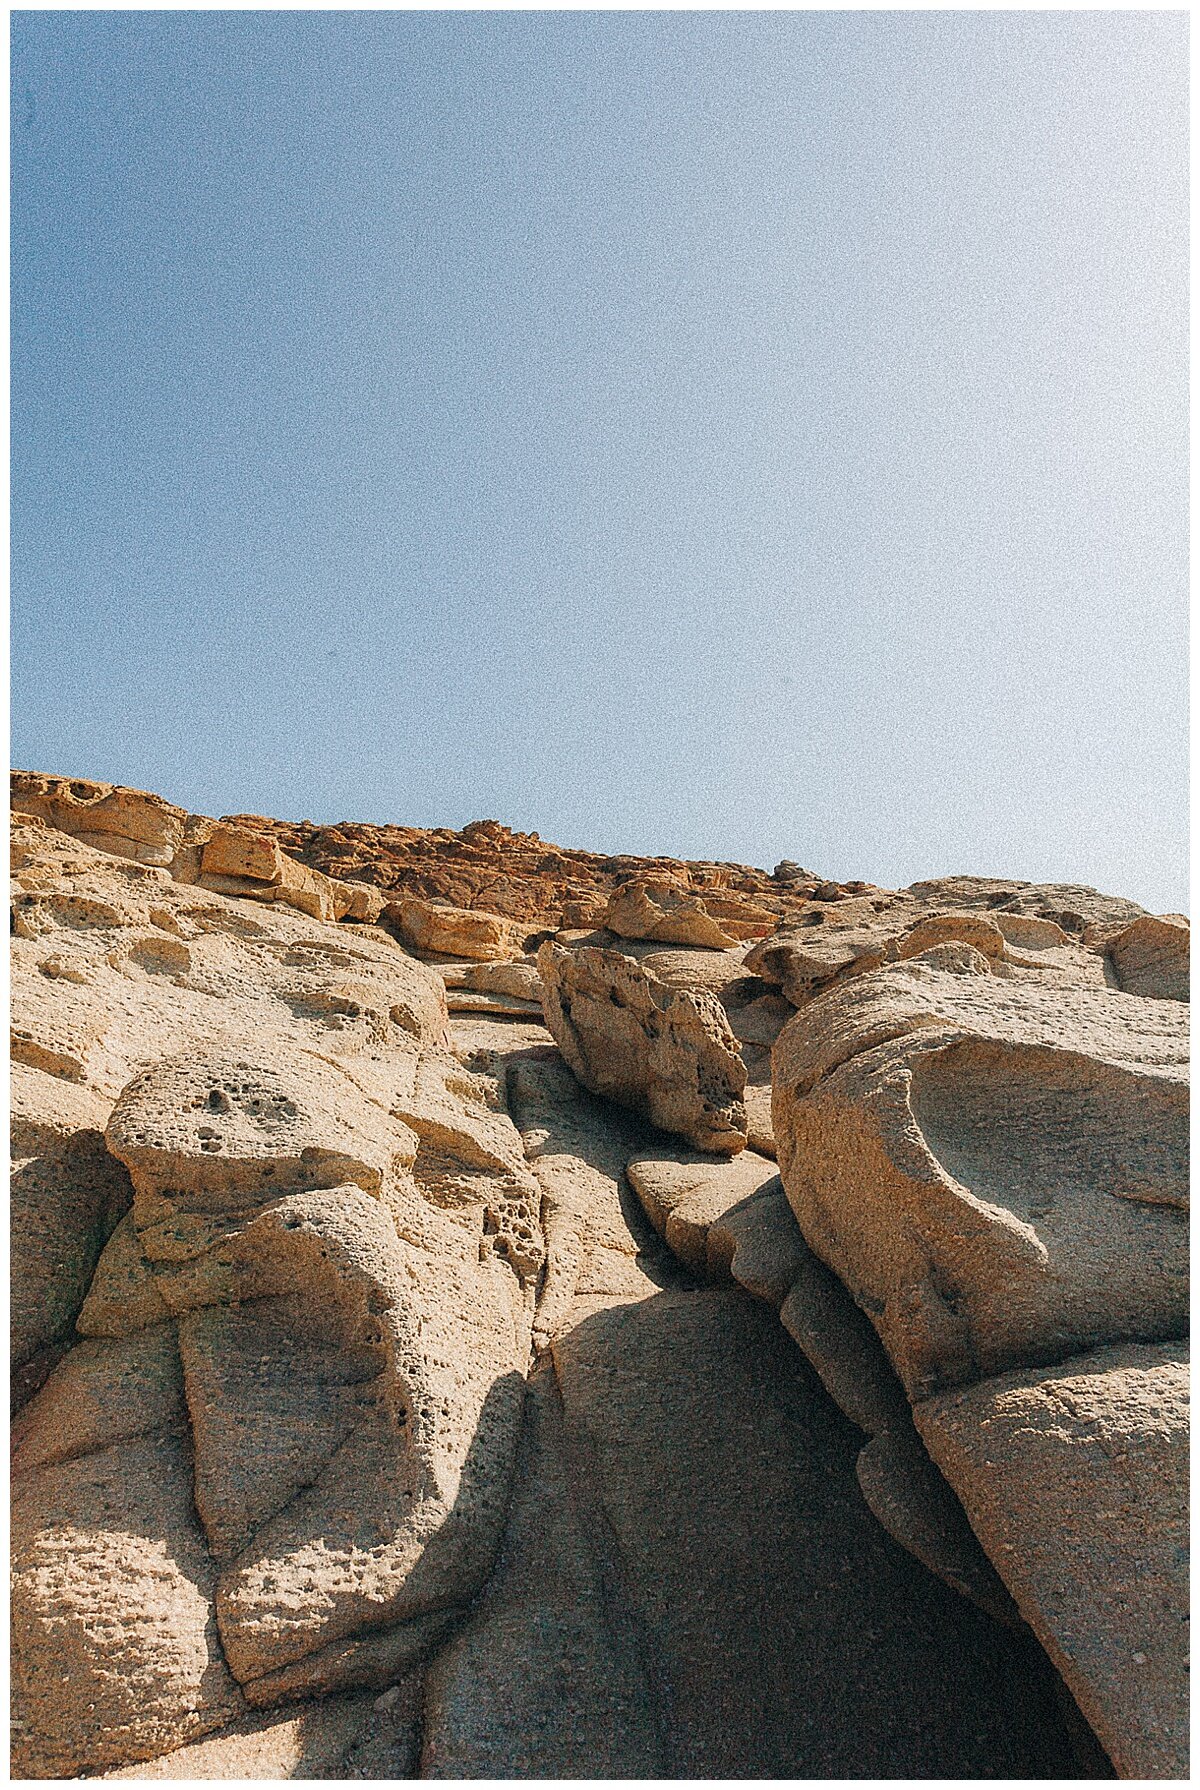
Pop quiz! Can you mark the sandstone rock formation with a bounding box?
[772,958,1188,1396]
[770,941,1190,1777]
[537,941,748,1153]
[384,897,523,962]
[915,1341,1188,1779]
[9,770,1187,1780]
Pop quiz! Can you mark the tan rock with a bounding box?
[1106,914,1189,1002]
[99,1684,423,1780]
[774,1233,1016,1624]
[547,1288,1078,1777]
[602,879,739,949]
[387,897,520,962]
[12,1332,244,1776]
[773,960,1188,1398]
[200,822,285,883]
[626,1148,779,1276]
[421,1364,664,1777]
[10,1064,131,1389]
[538,942,748,1154]
[746,889,1114,1009]
[915,1343,1189,1779]
[704,1177,810,1306]
[11,771,189,867]
[336,879,387,925]
[440,957,543,1002]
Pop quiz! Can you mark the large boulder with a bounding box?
[1104,914,1189,1002]
[601,879,740,949]
[746,878,1150,1009]
[11,772,189,867]
[386,897,521,962]
[770,945,1190,1775]
[537,942,748,1154]
[772,958,1188,1398]
[915,1342,1189,1779]
[626,1147,779,1276]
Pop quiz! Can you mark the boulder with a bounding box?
[602,879,740,949]
[336,879,387,925]
[746,887,1115,1009]
[440,958,543,1003]
[1105,914,1189,1002]
[915,1343,1189,1779]
[386,897,520,962]
[11,772,189,868]
[772,959,1188,1398]
[626,1148,779,1276]
[200,823,285,884]
[538,942,747,1154]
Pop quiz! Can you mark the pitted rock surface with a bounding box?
[8,775,1186,1780]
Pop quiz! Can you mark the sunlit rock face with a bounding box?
[9,773,1189,1780]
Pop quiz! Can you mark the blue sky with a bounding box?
[11,10,1188,911]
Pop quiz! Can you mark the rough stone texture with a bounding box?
[1105,914,1190,1002]
[744,879,1142,1009]
[12,773,191,867]
[601,878,743,948]
[12,1328,245,1776]
[915,1343,1189,1780]
[440,957,543,1003]
[10,773,362,929]
[8,820,544,1775]
[772,959,1188,1398]
[626,1147,779,1276]
[545,1288,1080,1779]
[10,778,1183,1779]
[538,941,748,1154]
[100,1682,424,1780]
[218,804,840,930]
[200,822,286,884]
[422,1363,665,1777]
[11,1064,132,1396]
[386,896,522,961]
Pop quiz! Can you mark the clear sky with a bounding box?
[11,10,1188,912]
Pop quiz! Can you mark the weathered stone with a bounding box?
[915,1343,1189,1779]
[440,957,543,1002]
[773,960,1188,1398]
[386,897,520,962]
[99,1684,423,1780]
[11,771,189,867]
[626,1147,778,1275]
[421,1364,664,1777]
[10,1065,132,1390]
[538,942,747,1154]
[12,1365,244,1777]
[548,1289,1079,1778]
[1105,914,1189,1002]
[200,823,285,884]
[602,879,739,948]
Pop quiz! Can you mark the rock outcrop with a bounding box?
[537,941,748,1153]
[770,941,1190,1777]
[9,770,1188,1780]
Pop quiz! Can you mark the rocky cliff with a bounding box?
[10,771,1189,1779]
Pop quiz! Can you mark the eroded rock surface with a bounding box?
[772,959,1188,1396]
[915,1343,1189,1779]
[9,775,1186,1780]
[769,942,1190,1778]
[538,941,748,1153]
